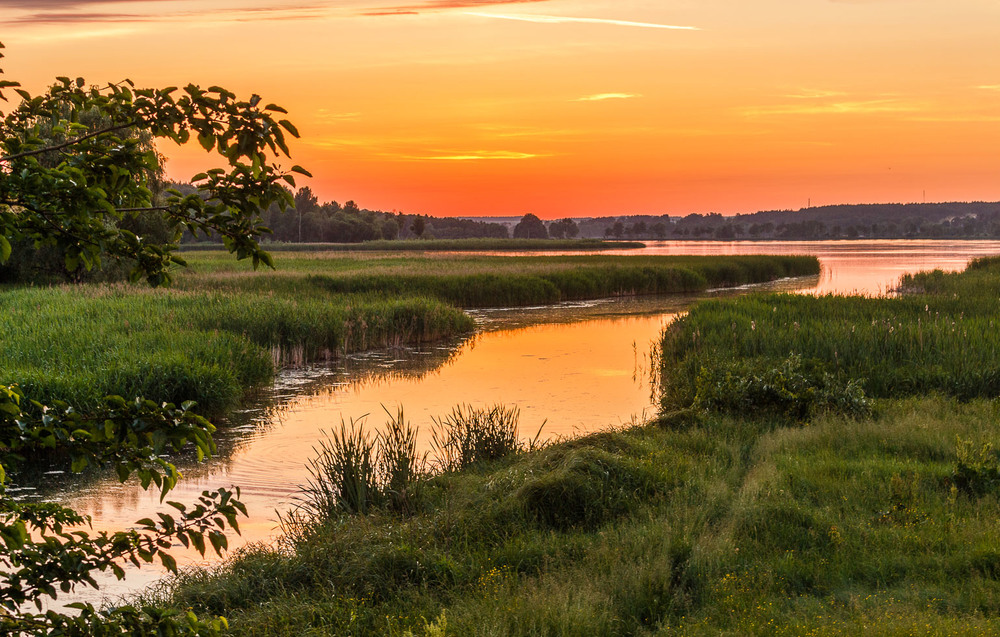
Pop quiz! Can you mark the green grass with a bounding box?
[0,251,815,415]
[658,258,1000,412]
[177,252,819,308]
[150,397,1000,635]
[0,285,471,413]
[143,254,1000,634]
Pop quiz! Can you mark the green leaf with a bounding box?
[291,165,313,177]
[0,235,10,263]
[159,552,178,573]
[198,133,214,151]
[278,119,300,137]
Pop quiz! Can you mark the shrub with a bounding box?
[691,354,872,422]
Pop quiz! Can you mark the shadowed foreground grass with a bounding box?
[152,397,1000,635]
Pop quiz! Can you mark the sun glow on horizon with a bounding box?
[4,0,1000,217]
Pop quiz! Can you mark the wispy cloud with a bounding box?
[361,0,548,16]
[416,150,541,160]
[1,0,173,7]
[574,93,641,102]
[975,85,1000,91]
[744,99,921,117]
[906,114,1000,123]
[464,12,700,30]
[4,2,333,26]
[783,89,848,99]
[315,109,362,122]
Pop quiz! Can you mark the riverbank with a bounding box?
[149,256,1000,634]
[0,253,817,414]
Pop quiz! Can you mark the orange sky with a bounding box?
[4,0,1000,218]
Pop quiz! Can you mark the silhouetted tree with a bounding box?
[412,215,426,238]
[513,213,548,239]
[548,218,579,239]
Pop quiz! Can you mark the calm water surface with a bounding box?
[32,239,1000,606]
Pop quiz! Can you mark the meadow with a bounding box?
[0,251,818,414]
[145,255,1000,635]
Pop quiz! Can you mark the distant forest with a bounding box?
[605,202,1000,241]
[173,183,1000,243]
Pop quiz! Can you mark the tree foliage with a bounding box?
[0,43,310,286]
[512,213,548,239]
[0,42,307,634]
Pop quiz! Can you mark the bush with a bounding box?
[691,354,872,422]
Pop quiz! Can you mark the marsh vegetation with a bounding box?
[141,254,1000,635]
[0,252,817,416]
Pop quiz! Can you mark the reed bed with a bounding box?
[0,285,471,413]
[0,252,815,414]
[659,258,1000,411]
[179,252,820,308]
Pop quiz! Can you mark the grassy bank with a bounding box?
[146,255,1000,634]
[0,252,815,415]
[658,256,1000,412]
[0,286,470,413]
[180,238,645,252]
[179,252,820,308]
[152,395,1000,635]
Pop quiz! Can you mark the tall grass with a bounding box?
[292,404,530,528]
[179,252,819,308]
[0,285,472,413]
[430,404,530,471]
[154,395,1000,635]
[0,252,814,413]
[659,258,1000,412]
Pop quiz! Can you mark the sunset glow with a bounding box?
[5,0,1000,217]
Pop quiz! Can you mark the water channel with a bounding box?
[26,239,1000,608]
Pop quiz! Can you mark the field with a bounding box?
[144,256,1000,635]
[0,251,817,414]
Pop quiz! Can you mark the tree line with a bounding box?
[594,203,1000,240]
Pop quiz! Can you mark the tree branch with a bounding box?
[0,121,139,162]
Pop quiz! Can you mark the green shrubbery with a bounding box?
[690,354,871,422]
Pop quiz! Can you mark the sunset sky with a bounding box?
[4,0,1000,218]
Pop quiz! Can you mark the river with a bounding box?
[24,239,1000,608]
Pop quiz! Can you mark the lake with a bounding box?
[29,239,1000,607]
